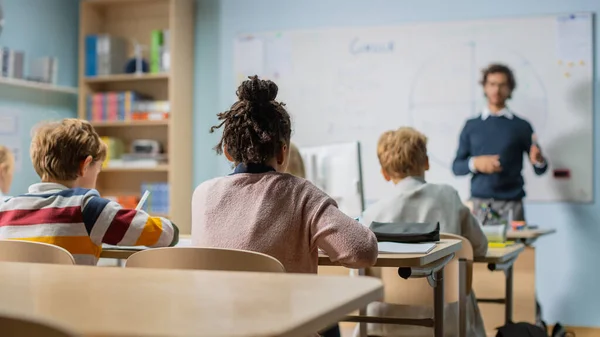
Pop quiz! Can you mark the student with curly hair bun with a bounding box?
[191,76,378,277]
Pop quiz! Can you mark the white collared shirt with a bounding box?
[481,106,513,120]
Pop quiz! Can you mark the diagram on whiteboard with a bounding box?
[234,13,593,203]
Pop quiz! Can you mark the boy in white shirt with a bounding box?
[361,127,488,337]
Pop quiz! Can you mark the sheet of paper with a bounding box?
[234,35,264,81]
[556,13,592,64]
[377,242,436,254]
[102,237,192,251]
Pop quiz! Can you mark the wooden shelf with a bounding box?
[101,165,169,173]
[84,73,169,84]
[0,77,78,95]
[91,120,169,127]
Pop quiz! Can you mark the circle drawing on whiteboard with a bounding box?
[407,41,548,169]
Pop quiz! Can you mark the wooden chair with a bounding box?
[364,233,474,337]
[0,314,79,337]
[125,247,285,273]
[0,240,75,265]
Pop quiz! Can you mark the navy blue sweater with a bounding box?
[452,114,547,200]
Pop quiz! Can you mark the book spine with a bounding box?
[85,35,97,77]
[13,51,25,79]
[2,47,10,77]
[150,30,162,74]
[97,35,107,76]
[161,29,170,73]
[124,91,131,121]
[109,92,117,121]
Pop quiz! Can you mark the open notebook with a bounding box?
[377,242,436,254]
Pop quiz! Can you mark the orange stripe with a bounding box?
[14,236,101,257]
[134,217,163,246]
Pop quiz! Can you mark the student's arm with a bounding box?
[452,123,474,176]
[307,192,378,268]
[455,191,488,257]
[81,190,178,247]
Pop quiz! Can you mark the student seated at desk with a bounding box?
[361,127,488,337]
[0,119,178,265]
[192,75,378,274]
[0,145,14,200]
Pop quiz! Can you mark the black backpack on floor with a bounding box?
[496,321,575,337]
[496,322,547,337]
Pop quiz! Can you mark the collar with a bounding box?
[232,163,276,175]
[395,176,426,191]
[481,106,513,120]
[28,182,70,194]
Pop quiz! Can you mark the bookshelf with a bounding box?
[78,0,195,233]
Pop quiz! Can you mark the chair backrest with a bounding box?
[125,247,286,273]
[0,240,75,265]
[0,314,79,337]
[366,233,474,306]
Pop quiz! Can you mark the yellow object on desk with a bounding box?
[488,241,515,248]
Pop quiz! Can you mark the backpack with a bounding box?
[496,321,576,337]
[496,322,548,337]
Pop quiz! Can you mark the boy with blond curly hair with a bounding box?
[361,127,487,337]
[0,118,178,265]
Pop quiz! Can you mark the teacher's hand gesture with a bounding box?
[473,155,502,174]
[529,144,544,165]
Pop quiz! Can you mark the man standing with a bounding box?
[452,64,548,221]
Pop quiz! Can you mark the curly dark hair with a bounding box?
[210,75,292,165]
[480,63,516,98]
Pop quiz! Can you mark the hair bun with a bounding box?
[237,75,278,104]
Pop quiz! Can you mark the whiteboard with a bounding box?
[234,13,594,203]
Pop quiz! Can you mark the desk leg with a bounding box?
[117,259,124,267]
[458,259,467,337]
[433,268,445,337]
[358,268,367,337]
[505,265,513,324]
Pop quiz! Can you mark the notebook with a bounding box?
[377,241,436,254]
[102,237,192,251]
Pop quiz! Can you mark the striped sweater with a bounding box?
[0,183,178,265]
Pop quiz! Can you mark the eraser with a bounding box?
[553,169,570,178]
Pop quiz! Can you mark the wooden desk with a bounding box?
[476,229,556,333]
[0,261,383,337]
[507,228,557,244]
[320,239,462,337]
[319,239,462,268]
[474,244,526,329]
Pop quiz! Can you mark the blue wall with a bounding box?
[193,0,600,327]
[0,0,79,195]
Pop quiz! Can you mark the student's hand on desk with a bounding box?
[529,144,544,165]
[473,155,502,174]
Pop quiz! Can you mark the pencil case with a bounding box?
[369,222,440,243]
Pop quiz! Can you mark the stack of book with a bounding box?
[140,182,170,214]
[131,100,170,121]
[85,34,128,77]
[0,47,25,79]
[86,91,147,122]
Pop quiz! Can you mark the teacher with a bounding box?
[452,63,548,221]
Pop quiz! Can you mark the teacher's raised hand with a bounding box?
[473,155,502,174]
